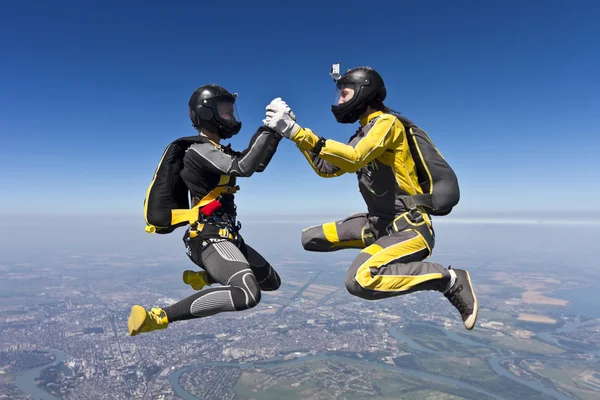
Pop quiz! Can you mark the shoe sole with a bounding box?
[128,305,148,336]
[463,271,479,330]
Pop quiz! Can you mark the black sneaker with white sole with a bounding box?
[444,267,478,330]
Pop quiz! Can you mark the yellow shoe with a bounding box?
[182,270,211,291]
[128,305,169,336]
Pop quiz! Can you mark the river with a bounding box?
[167,353,505,400]
[535,318,600,356]
[17,321,589,400]
[15,348,69,400]
[167,321,582,400]
[399,323,571,400]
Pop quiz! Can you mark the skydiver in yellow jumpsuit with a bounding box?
[263,66,478,330]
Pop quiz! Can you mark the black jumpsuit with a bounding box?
[164,127,282,322]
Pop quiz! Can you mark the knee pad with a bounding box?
[230,272,261,309]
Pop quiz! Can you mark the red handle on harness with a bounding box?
[200,200,222,216]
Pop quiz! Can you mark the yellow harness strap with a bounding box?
[145,175,239,234]
[189,223,235,240]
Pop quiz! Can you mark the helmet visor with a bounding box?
[216,98,240,124]
[332,82,356,106]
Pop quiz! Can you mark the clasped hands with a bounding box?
[262,97,301,139]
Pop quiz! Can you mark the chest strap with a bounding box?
[149,176,239,233]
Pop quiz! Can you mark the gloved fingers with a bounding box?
[266,104,289,114]
[266,97,282,109]
[266,98,290,111]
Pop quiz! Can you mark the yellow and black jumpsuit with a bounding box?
[163,128,282,322]
[291,111,451,300]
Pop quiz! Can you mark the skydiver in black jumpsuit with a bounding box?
[128,85,282,336]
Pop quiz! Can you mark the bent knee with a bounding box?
[231,272,262,309]
[258,275,281,292]
[267,273,281,291]
[246,288,262,308]
[231,286,262,310]
[344,276,367,299]
[343,270,377,300]
[301,225,329,251]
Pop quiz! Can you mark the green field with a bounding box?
[233,359,490,400]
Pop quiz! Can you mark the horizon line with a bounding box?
[1,212,599,226]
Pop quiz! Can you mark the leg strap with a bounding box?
[386,206,435,253]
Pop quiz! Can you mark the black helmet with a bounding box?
[331,66,386,124]
[188,84,242,139]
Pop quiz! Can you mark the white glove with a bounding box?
[263,97,300,139]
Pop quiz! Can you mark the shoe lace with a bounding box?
[448,285,470,314]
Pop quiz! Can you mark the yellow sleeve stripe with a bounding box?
[320,115,396,164]
[297,146,345,178]
[322,221,340,243]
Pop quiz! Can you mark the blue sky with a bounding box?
[1,0,598,219]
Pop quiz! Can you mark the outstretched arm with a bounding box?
[263,98,403,174]
[255,129,282,173]
[291,114,402,173]
[297,146,345,178]
[185,126,276,177]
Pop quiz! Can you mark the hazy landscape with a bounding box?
[1,213,599,399]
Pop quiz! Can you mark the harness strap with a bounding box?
[153,180,239,232]
[189,222,237,241]
[361,224,376,247]
[386,212,435,254]
[386,197,436,253]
